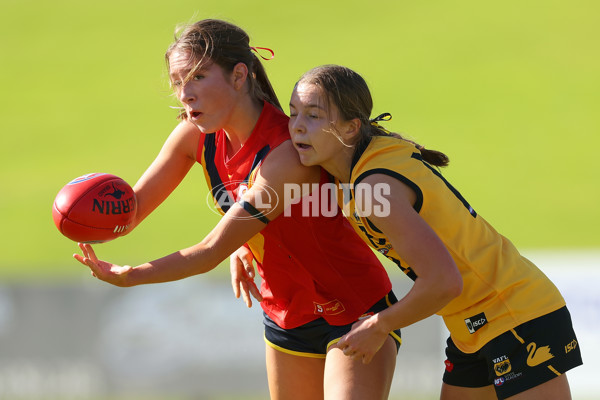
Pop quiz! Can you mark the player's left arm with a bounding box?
[74,140,318,287]
[237,140,321,219]
[337,173,463,363]
[75,202,268,287]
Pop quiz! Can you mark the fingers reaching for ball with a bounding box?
[73,243,132,287]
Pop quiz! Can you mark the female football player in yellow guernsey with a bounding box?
[284,64,582,399]
[73,21,402,400]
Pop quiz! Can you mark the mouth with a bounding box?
[188,110,202,120]
[294,142,312,151]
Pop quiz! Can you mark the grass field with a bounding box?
[0,0,598,280]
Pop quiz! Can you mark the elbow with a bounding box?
[444,272,463,301]
[439,256,463,302]
[431,269,462,306]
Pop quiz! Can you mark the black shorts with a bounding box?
[442,306,582,399]
[264,292,402,358]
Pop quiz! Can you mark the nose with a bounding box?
[178,83,196,104]
[289,116,305,135]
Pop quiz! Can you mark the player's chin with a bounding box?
[190,120,218,134]
[296,153,316,167]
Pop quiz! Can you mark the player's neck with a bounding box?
[223,97,263,156]
[321,147,354,184]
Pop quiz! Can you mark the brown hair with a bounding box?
[296,64,449,167]
[165,19,281,118]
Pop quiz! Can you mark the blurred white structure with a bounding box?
[0,250,596,399]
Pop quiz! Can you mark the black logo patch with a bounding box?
[465,312,487,334]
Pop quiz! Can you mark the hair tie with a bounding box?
[250,46,275,60]
[369,112,392,133]
[369,113,392,124]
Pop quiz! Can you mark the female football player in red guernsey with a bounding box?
[73,19,400,400]
[283,64,582,400]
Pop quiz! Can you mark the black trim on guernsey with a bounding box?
[238,200,270,224]
[365,218,383,234]
[410,152,477,217]
[350,168,420,281]
[204,135,272,214]
[245,145,271,181]
[353,168,424,214]
[203,135,233,213]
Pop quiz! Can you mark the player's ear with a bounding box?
[232,62,249,90]
[341,118,361,142]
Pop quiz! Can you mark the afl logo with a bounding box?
[68,173,105,185]
[494,377,505,386]
[206,179,279,219]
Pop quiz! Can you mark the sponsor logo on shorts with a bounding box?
[313,299,345,316]
[493,354,525,381]
[444,359,454,372]
[358,312,374,320]
[503,371,523,382]
[464,312,487,334]
[493,355,512,376]
[565,339,578,354]
[526,342,554,367]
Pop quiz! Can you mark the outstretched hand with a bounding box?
[73,243,133,287]
[230,246,262,307]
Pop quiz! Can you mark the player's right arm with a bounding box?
[127,120,200,231]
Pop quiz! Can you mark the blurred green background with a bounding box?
[1,0,598,281]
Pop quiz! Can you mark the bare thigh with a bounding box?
[440,383,497,400]
[507,374,571,400]
[323,336,397,400]
[265,345,326,400]
[440,374,572,400]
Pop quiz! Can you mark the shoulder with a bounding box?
[258,140,321,186]
[241,140,320,219]
[162,120,202,161]
[353,137,418,183]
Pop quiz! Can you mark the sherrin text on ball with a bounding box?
[52,173,137,243]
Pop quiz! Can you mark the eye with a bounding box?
[309,113,319,119]
[289,113,297,118]
[193,74,204,81]
[172,80,182,88]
